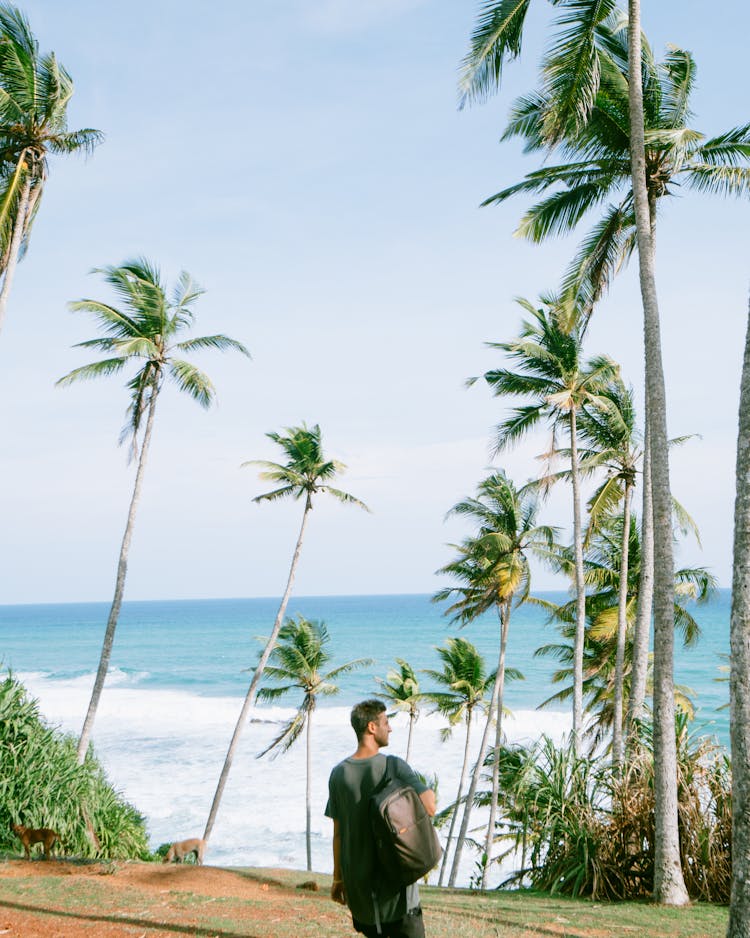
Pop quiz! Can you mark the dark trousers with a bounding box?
[352,906,425,938]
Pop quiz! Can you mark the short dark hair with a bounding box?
[350,699,386,740]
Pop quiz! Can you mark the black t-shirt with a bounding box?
[326,752,427,925]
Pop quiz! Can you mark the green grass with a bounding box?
[0,863,729,938]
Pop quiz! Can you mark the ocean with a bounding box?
[0,590,730,887]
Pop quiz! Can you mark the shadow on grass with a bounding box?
[425,891,610,938]
[0,897,260,938]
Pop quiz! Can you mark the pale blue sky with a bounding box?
[0,1,747,604]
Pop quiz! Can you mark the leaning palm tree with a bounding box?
[257,615,371,871]
[728,292,750,936]
[421,637,500,886]
[203,424,369,844]
[375,659,422,762]
[475,296,618,749]
[0,4,102,333]
[58,259,249,763]
[435,470,556,887]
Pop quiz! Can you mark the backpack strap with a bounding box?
[371,754,395,797]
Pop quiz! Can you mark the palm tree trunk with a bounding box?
[481,600,511,890]
[306,711,312,872]
[76,389,159,763]
[0,170,32,336]
[727,291,750,938]
[627,422,653,734]
[203,495,313,845]
[406,710,414,764]
[438,708,473,887]
[612,481,633,766]
[570,408,587,752]
[627,0,688,904]
[448,604,505,887]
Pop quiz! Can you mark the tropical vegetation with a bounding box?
[375,658,422,763]
[435,469,555,887]
[421,637,496,887]
[474,296,617,750]
[458,0,750,907]
[0,2,748,930]
[58,259,249,764]
[482,717,730,902]
[0,3,102,334]
[0,672,150,859]
[203,423,369,844]
[257,614,371,871]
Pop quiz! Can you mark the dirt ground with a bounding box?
[0,858,352,937]
[0,858,731,938]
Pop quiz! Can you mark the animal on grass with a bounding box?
[296,880,320,891]
[11,823,60,860]
[163,837,205,865]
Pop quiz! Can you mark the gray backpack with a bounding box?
[369,755,442,888]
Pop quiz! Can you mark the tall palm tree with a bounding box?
[460,7,750,900]
[728,292,750,936]
[476,296,617,748]
[421,637,500,886]
[434,470,555,887]
[257,615,371,871]
[578,379,639,764]
[203,424,369,844]
[375,659,422,763]
[58,259,249,763]
[537,514,714,751]
[0,4,102,333]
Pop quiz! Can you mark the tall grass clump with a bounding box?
[484,717,730,901]
[0,672,150,859]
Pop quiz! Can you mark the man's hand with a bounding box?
[420,788,437,817]
[331,880,347,905]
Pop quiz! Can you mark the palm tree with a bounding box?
[58,259,249,763]
[375,659,422,762]
[203,424,369,845]
[728,292,750,936]
[578,379,639,764]
[476,296,617,749]
[536,513,715,750]
[421,637,500,886]
[434,470,555,887]
[257,615,371,871]
[0,4,102,333]
[460,7,750,900]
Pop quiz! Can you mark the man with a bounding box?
[326,698,437,938]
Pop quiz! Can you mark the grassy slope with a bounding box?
[0,862,728,938]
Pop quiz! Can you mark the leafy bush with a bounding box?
[486,717,730,901]
[0,671,151,859]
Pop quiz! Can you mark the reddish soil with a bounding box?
[0,859,351,937]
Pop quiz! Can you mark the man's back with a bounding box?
[327,752,425,926]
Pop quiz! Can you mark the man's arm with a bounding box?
[331,819,346,905]
[419,788,436,817]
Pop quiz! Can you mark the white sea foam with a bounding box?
[19,670,571,887]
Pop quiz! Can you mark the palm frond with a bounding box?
[55,357,128,386]
[458,0,533,107]
[167,360,214,408]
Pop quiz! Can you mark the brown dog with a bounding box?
[163,837,205,865]
[12,823,59,860]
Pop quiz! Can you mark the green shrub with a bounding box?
[485,717,731,901]
[0,671,150,859]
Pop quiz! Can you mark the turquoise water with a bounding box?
[0,590,730,876]
[0,589,730,742]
